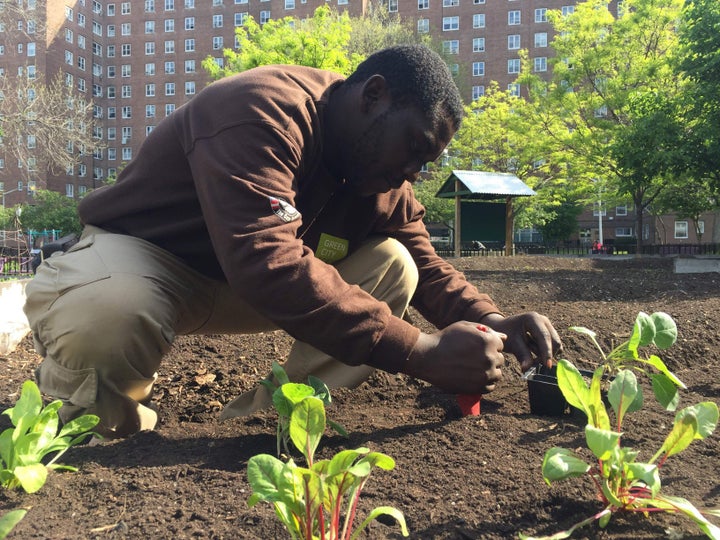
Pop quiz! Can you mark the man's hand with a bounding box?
[404,321,507,394]
[480,312,562,372]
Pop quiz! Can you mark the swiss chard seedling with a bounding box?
[521,313,720,540]
[261,361,347,457]
[247,381,409,539]
[0,380,99,493]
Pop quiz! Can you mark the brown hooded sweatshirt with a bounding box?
[78,65,500,374]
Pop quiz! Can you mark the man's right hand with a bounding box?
[403,321,506,394]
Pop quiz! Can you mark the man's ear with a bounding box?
[360,74,389,114]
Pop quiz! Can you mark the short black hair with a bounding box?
[346,44,464,133]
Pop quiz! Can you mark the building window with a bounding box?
[285,0,294,8]
[534,57,547,72]
[184,17,195,30]
[508,58,520,74]
[121,2,131,15]
[508,34,520,50]
[165,82,175,95]
[418,0,429,8]
[674,221,688,239]
[146,105,156,117]
[107,45,116,57]
[121,64,131,77]
[615,205,627,216]
[185,59,196,73]
[260,10,270,23]
[165,103,176,116]
[443,16,459,31]
[212,36,223,49]
[472,62,484,76]
[121,44,131,56]
[473,37,485,52]
[146,21,155,33]
[235,12,248,26]
[508,83,520,97]
[165,19,175,32]
[184,38,195,52]
[145,63,155,75]
[122,127,132,143]
[121,85,131,98]
[388,0,398,12]
[66,184,75,197]
[185,81,196,95]
[108,127,117,139]
[165,0,175,9]
[165,61,175,74]
[121,106,132,118]
[442,40,459,55]
[145,0,156,12]
[213,14,223,27]
[535,8,548,23]
[443,0,459,6]
[107,3,116,16]
[107,25,115,37]
[473,14,485,28]
[417,19,429,33]
[535,32,548,48]
[562,5,575,16]
[165,41,175,53]
[472,85,485,100]
[121,22,131,36]
[145,42,156,54]
[122,148,133,160]
[508,10,521,25]
[146,83,156,97]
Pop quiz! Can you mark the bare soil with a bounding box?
[1,255,719,540]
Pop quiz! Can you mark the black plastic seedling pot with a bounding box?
[526,364,598,417]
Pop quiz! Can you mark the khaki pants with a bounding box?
[23,226,418,437]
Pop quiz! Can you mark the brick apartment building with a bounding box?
[1,0,601,209]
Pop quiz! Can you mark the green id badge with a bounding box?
[316,233,349,264]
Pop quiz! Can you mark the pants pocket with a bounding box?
[36,357,98,409]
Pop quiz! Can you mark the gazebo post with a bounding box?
[505,196,513,256]
[454,178,462,258]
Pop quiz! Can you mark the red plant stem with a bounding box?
[342,481,367,540]
[304,481,313,540]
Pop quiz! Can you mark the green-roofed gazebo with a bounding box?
[436,170,536,257]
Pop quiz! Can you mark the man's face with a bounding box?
[342,105,455,197]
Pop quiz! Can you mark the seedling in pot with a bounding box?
[0,380,99,493]
[247,381,409,539]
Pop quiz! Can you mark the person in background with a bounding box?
[24,45,562,438]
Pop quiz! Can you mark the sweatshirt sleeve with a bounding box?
[185,122,420,373]
[376,184,503,329]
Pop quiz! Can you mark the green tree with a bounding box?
[446,80,573,234]
[19,190,81,237]
[676,0,720,241]
[346,1,421,58]
[530,0,685,252]
[203,6,361,79]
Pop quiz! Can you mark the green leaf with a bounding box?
[0,509,27,539]
[629,311,654,351]
[658,412,698,460]
[246,454,289,503]
[327,419,348,437]
[57,414,99,438]
[0,430,14,470]
[568,326,596,340]
[676,402,718,440]
[625,462,660,497]
[585,425,622,461]
[607,369,641,424]
[326,448,366,476]
[14,463,48,493]
[651,373,681,411]
[289,397,325,461]
[271,362,291,386]
[556,359,591,416]
[350,506,409,539]
[361,451,396,471]
[656,494,720,539]
[650,312,677,349]
[307,376,331,405]
[541,447,590,484]
[641,355,686,389]
[6,381,43,428]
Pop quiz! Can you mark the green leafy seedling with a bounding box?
[261,361,347,457]
[0,380,99,493]
[570,311,684,410]
[521,315,720,540]
[247,382,409,539]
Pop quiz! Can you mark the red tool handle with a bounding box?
[457,324,487,416]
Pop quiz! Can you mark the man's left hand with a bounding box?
[479,312,562,372]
